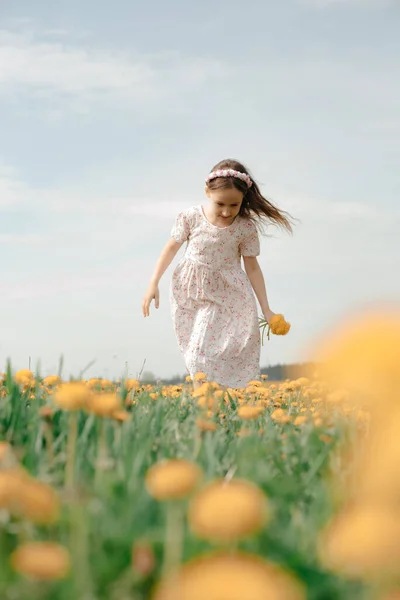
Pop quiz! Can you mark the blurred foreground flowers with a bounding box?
[315,307,400,588]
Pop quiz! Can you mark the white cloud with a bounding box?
[0,28,224,111]
[0,30,153,93]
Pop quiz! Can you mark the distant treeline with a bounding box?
[142,363,320,385]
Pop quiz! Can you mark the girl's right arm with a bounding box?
[142,238,183,317]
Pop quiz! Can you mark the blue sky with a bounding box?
[0,0,399,379]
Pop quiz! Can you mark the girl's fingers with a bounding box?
[143,291,159,316]
[143,295,155,317]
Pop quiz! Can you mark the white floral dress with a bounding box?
[169,205,261,388]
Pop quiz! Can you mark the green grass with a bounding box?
[0,374,367,600]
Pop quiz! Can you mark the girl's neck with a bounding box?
[200,205,238,229]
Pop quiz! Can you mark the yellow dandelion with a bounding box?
[270,314,291,335]
[0,470,59,525]
[237,405,264,420]
[185,375,193,383]
[259,314,291,344]
[145,459,202,501]
[54,381,92,411]
[318,504,400,580]
[351,413,400,503]
[86,378,101,389]
[11,542,71,581]
[313,308,400,412]
[112,409,131,423]
[86,392,121,417]
[188,479,268,543]
[196,395,217,410]
[246,385,262,395]
[196,418,217,432]
[193,372,207,382]
[271,409,291,424]
[14,369,34,386]
[15,478,60,525]
[0,469,27,509]
[42,375,61,387]
[193,381,219,397]
[99,378,114,390]
[293,416,307,427]
[152,552,304,600]
[125,378,140,391]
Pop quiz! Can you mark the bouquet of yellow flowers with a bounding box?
[259,314,291,345]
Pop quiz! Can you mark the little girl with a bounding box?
[142,159,293,389]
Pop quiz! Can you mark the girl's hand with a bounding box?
[262,308,276,324]
[142,283,160,317]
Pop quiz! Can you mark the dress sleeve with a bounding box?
[239,221,260,257]
[171,211,190,244]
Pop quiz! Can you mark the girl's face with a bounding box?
[205,186,244,224]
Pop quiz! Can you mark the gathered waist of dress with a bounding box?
[181,254,241,270]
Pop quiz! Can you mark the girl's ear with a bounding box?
[205,186,211,198]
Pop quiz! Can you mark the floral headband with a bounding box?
[205,168,253,188]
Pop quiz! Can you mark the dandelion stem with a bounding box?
[258,317,271,346]
[65,411,78,490]
[43,422,54,465]
[69,499,92,597]
[193,432,202,460]
[163,502,184,576]
[95,417,107,488]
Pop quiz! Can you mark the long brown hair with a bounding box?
[206,158,295,234]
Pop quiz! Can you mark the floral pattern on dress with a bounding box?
[169,205,261,388]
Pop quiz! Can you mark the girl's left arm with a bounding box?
[243,256,275,322]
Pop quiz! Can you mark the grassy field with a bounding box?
[1,366,377,600]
